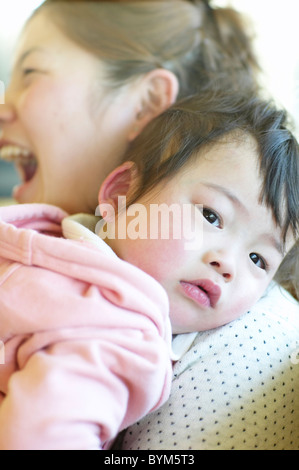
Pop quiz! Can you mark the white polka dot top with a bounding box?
[120,283,299,450]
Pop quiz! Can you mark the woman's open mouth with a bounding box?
[0,145,38,199]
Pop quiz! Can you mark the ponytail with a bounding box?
[192,0,260,92]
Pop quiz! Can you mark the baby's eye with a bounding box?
[203,208,222,228]
[249,252,268,271]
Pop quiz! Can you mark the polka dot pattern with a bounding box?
[120,284,299,450]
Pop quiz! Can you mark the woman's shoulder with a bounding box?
[173,283,298,378]
[121,283,299,450]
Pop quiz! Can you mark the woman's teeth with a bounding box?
[0,145,31,161]
[0,145,37,184]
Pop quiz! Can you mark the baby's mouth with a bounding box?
[180,279,221,309]
[0,145,37,183]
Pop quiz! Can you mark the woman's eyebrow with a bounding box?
[14,47,45,69]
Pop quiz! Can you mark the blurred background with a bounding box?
[0,0,299,198]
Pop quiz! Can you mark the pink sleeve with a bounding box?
[0,323,171,450]
[0,225,172,450]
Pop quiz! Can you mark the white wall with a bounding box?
[213,0,299,136]
[0,0,44,84]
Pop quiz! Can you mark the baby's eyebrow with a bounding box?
[200,181,285,256]
[200,182,249,216]
[261,233,285,257]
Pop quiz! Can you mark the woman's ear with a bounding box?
[98,161,137,219]
[129,69,179,141]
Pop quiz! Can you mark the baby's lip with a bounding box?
[180,279,221,308]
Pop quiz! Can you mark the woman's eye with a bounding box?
[249,253,268,271]
[23,68,36,76]
[203,208,222,228]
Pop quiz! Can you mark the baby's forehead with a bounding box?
[175,142,294,239]
[189,132,297,241]
[184,132,260,177]
[199,131,259,157]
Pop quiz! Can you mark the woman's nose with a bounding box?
[0,82,16,120]
[203,250,235,281]
[0,103,15,124]
[0,103,16,138]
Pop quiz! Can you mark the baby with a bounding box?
[0,90,298,450]
[90,90,299,334]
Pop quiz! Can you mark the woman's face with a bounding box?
[0,11,140,213]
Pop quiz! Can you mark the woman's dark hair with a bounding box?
[36,0,260,97]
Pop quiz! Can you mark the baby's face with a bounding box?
[105,135,294,334]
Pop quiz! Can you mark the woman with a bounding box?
[0,0,257,214]
[0,0,297,450]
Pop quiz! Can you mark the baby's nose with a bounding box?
[204,251,235,281]
[209,260,233,280]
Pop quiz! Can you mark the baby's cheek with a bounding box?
[137,237,187,284]
[224,287,265,323]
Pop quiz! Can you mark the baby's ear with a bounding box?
[98,161,137,217]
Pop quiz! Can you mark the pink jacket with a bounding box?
[0,204,172,450]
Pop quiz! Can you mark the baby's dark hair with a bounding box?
[124,89,299,245]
